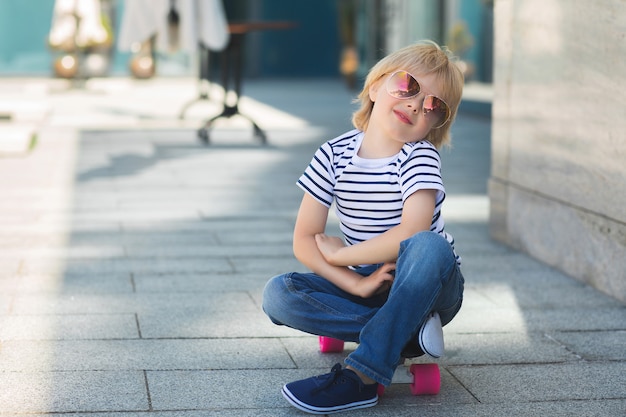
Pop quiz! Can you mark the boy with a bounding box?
[263,40,465,414]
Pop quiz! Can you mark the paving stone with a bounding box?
[449,362,626,403]
[230,257,308,275]
[20,258,133,276]
[446,305,626,333]
[6,292,267,315]
[1,272,133,294]
[138,309,301,339]
[0,243,125,260]
[0,338,293,371]
[5,293,138,315]
[0,371,147,413]
[469,280,624,309]
[460,251,561,277]
[0,313,138,340]
[550,330,626,361]
[44,209,203,223]
[133,273,271,293]
[441,332,580,365]
[125,243,293,258]
[146,369,294,410]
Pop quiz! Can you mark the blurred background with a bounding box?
[0,0,493,84]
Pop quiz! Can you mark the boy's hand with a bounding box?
[315,233,395,297]
[356,262,396,298]
[315,233,346,265]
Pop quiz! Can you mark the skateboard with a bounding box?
[319,336,441,396]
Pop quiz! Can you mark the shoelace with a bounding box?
[311,364,347,394]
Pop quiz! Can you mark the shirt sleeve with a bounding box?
[296,141,336,208]
[399,143,445,201]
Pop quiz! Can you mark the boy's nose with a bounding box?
[408,100,422,113]
[407,94,424,113]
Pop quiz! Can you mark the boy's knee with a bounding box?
[403,231,454,257]
[262,275,288,324]
[396,232,456,289]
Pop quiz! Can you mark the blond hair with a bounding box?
[352,41,464,148]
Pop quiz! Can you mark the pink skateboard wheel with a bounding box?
[409,363,441,395]
[377,384,385,397]
[318,336,344,353]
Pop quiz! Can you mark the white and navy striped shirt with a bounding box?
[297,129,459,265]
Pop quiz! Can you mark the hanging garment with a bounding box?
[49,0,112,51]
[117,0,230,53]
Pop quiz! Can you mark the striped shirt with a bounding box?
[297,129,459,265]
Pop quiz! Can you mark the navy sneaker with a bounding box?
[281,364,378,414]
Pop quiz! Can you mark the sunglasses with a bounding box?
[385,70,451,129]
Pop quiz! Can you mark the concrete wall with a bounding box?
[489,0,626,303]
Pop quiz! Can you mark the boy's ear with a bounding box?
[368,79,381,102]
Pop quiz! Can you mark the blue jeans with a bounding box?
[262,231,464,386]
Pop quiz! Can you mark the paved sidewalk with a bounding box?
[0,77,624,416]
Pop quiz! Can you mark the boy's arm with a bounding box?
[316,189,437,267]
[293,193,394,297]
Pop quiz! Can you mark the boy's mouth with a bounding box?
[393,110,413,125]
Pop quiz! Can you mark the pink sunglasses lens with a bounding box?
[387,71,420,98]
[423,95,450,127]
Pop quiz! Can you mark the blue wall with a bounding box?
[459,0,493,82]
[0,0,55,74]
[0,0,134,76]
[244,0,341,78]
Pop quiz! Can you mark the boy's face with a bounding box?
[367,71,445,145]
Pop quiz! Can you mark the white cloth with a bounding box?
[118,0,229,52]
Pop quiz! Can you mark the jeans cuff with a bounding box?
[344,356,392,387]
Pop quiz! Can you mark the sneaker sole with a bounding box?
[281,385,378,415]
